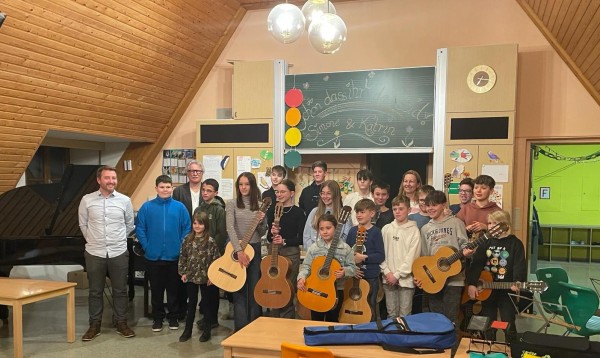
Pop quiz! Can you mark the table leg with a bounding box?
[223,347,233,358]
[66,288,75,343]
[13,302,23,358]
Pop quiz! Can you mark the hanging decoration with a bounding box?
[267,3,306,44]
[267,1,347,54]
[284,84,303,169]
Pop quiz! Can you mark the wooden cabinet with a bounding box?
[538,225,600,263]
[232,61,274,119]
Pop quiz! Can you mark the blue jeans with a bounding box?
[85,250,129,324]
[233,242,262,331]
[366,276,379,322]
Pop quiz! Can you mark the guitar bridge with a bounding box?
[307,288,328,298]
[343,309,363,315]
[218,268,237,279]
[261,290,282,295]
[422,265,436,283]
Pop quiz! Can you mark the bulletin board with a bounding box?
[196,120,274,201]
[162,149,196,184]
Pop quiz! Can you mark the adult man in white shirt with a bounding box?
[78,166,135,341]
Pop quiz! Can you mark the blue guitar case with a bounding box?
[304,312,456,354]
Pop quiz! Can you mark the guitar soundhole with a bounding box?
[231,251,239,262]
[268,266,279,278]
[349,288,361,300]
[318,267,330,279]
[437,258,450,272]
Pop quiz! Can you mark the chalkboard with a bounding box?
[284,67,435,151]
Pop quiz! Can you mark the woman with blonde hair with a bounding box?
[398,170,422,214]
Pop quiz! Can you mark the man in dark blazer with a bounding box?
[172,160,204,320]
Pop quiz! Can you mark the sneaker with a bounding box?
[169,319,179,330]
[152,320,163,332]
[82,322,101,341]
[115,321,135,338]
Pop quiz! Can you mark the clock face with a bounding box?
[467,65,497,93]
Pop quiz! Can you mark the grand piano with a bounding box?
[0,164,100,277]
[0,164,150,316]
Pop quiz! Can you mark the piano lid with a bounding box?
[0,165,101,239]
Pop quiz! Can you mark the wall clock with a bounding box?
[467,65,497,93]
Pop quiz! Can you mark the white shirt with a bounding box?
[78,190,135,258]
[190,187,201,213]
[343,191,374,225]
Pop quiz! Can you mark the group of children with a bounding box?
[293,164,525,343]
[137,160,525,344]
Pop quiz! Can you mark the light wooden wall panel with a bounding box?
[0,0,242,194]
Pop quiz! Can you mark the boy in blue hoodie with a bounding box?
[137,175,191,332]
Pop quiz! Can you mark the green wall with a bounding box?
[532,144,600,226]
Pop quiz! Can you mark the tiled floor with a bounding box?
[1,260,599,357]
[0,286,232,357]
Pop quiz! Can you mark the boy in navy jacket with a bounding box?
[345,199,385,321]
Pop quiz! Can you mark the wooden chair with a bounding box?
[281,342,334,358]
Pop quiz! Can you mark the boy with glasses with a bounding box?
[450,178,474,215]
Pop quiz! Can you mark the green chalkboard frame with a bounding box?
[284,67,435,152]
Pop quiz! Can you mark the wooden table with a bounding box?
[221,317,491,357]
[0,278,77,358]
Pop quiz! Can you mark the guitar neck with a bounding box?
[481,281,521,290]
[443,230,493,265]
[323,220,345,270]
[239,212,263,251]
[269,216,282,266]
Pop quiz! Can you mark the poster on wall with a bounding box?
[162,149,196,184]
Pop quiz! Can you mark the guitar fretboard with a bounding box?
[482,281,523,290]
[269,204,283,268]
[440,224,506,266]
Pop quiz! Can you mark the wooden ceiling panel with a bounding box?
[518,0,600,107]
[0,0,245,193]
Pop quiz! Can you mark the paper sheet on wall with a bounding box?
[481,164,509,183]
[237,156,252,177]
[203,155,222,182]
[220,179,234,200]
[490,184,503,209]
[257,172,271,194]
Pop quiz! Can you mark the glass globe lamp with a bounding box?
[267,3,305,44]
[301,0,336,30]
[308,13,347,54]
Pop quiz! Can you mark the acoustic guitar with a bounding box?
[461,270,547,305]
[297,206,352,313]
[254,202,294,309]
[412,222,508,294]
[208,197,271,292]
[339,226,371,324]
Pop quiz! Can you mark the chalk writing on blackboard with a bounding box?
[285,68,435,150]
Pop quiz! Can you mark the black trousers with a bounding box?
[186,282,219,327]
[146,260,179,321]
[481,289,518,342]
